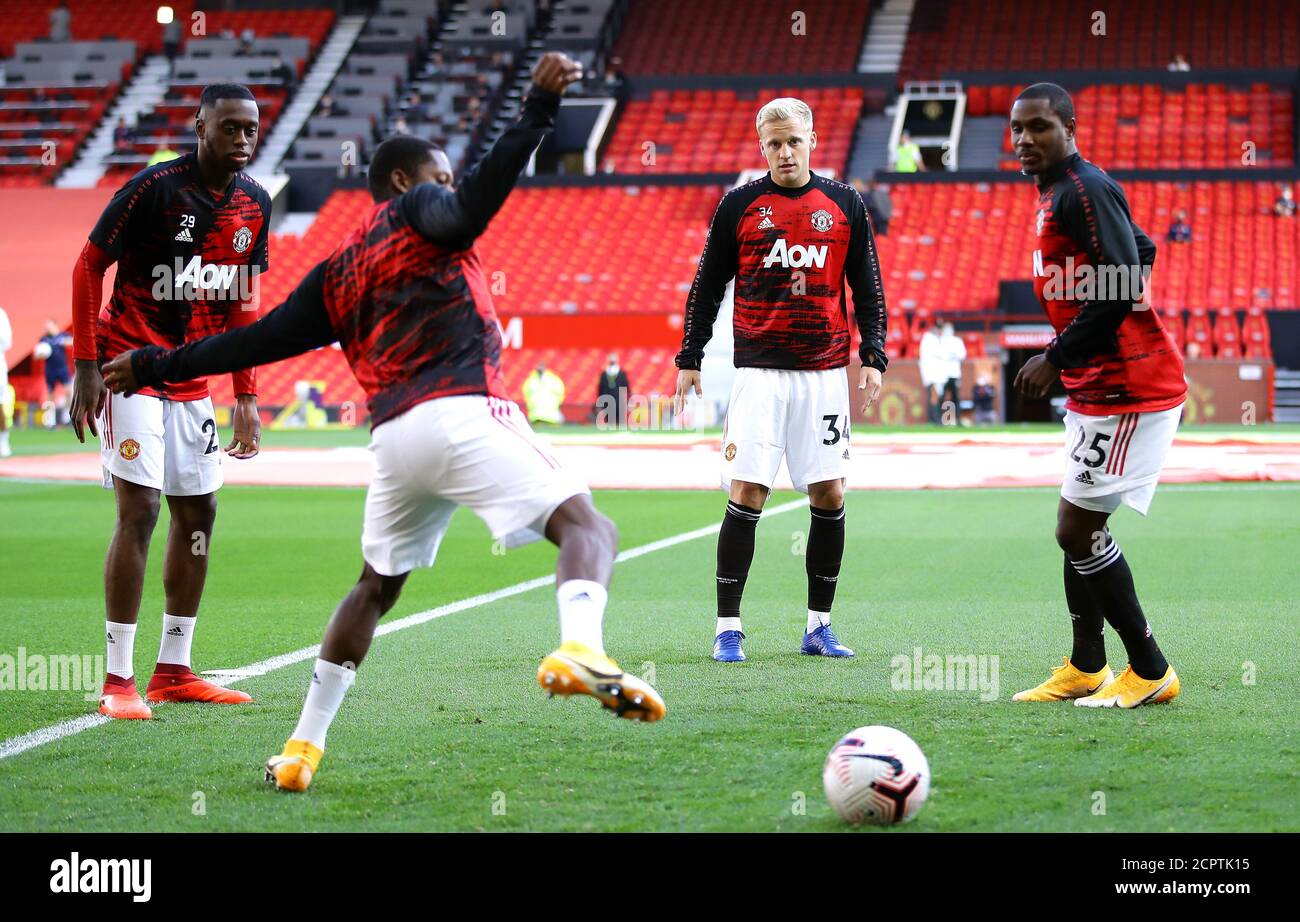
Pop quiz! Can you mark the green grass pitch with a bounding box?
[0,468,1296,831]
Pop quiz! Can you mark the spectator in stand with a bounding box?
[162,15,182,69]
[36,319,73,428]
[0,305,11,457]
[1167,53,1191,72]
[270,55,295,90]
[316,93,347,118]
[147,143,180,166]
[595,353,630,429]
[891,130,925,173]
[49,2,71,42]
[112,118,134,155]
[972,374,997,425]
[236,29,256,56]
[865,180,893,236]
[523,362,566,425]
[1167,209,1193,243]
[391,116,411,135]
[1275,186,1297,218]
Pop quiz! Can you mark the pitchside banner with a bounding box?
[849,359,1275,425]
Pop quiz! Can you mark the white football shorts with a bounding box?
[1060,402,1183,516]
[720,366,851,494]
[98,391,223,496]
[362,395,590,576]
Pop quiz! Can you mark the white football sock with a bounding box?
[157,613,195,668]
[0,430,10,452]
[716,616,743,636]
[807,609,830,632]
[105,620,137,681]
[557,579,607,654]
[291,658,357,750]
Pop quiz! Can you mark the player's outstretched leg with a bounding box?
[266,564,409,791]
[145,493,251,705]
[537,495,665,721]
[1053,500,1179,709]
[99,477,161,720]
[801,478,853,657]
[712,480,766,662]
[1013,555,1114,701]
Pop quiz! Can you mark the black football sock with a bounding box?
[716,500,761,629]
[1069,537,1168,680]
[806,504,846,623]
[1063,554,1107,672]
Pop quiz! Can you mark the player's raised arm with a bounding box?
[400,52,580,245]
[844,188,889,410]
[103,261,336,396]
[1044,177,1146,370]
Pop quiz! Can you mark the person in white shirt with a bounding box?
[917,317,946,424]
[937,322,967,424]
[0,306,12,456]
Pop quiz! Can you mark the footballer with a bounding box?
[1009,83,1184,708]
[67,84,270,720]
[104,53,664,792]
[672,97,888,663]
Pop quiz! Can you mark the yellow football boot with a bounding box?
[538,640,665,722]
[264,739,323,792]
[1012,656,1114,702]
[1075,664,1180,709]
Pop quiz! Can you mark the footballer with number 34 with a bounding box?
[672,96,888,664]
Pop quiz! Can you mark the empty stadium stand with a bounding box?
[900,0,1300,81]
[874,180,1300,316]
[970,83,1295,170]
[604,88,863,174]
[612,0,871,75]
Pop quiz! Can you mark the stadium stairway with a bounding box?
[472,3,556,162]
[846,113,893,180]
[857,0,915,74]
[252,14,367,178]
[956,116,1005,170]
[55,55,171,189]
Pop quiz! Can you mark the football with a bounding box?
[33,342,52,361]
[823,725,930,825]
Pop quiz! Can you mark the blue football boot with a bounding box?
[712,630,747,662]
[801,623,854,657]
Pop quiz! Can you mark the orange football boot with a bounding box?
[98,676,153,720]
[146,664,253,704]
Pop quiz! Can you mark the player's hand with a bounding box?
[857,366,883,415]
[1014,353,1059,399]
[69,359,107,443]
[674,369,702,417]
[101,351,141,397]
[531,52,583,96]
[228,396,260,459]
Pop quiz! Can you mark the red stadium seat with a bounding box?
[1213,307,1242,357]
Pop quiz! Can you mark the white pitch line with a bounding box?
[0,497,808,763]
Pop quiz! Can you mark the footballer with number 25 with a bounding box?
[673,97,889,664]
[1010,83,1185,709]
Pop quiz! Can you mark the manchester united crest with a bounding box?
[233,226,253,254]
[119,439,141,462]
[810,210,834,232]
[724,443,737,461]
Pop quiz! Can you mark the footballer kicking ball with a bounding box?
[823,725,930,825]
